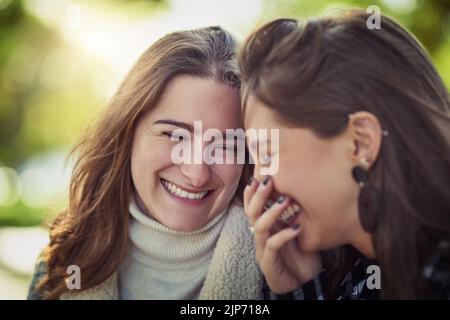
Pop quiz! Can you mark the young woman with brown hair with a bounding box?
[240,11,450,299]
[27,26,263,300]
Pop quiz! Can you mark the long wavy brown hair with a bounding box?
[239,11,450,298]
[36,26,248,299]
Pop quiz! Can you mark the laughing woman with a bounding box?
[27,26,263,300]
[240,11,450,299]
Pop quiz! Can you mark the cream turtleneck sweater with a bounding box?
[58,198,263,300]
[118,198,227,299]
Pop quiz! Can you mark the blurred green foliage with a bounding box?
[263,0,450,86]
[1,1,106,167]
[0,200,46,226]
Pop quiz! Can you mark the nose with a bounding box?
[179,163,211,188]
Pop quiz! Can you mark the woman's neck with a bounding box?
[126,196,228,270]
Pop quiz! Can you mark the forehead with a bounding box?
[147,75,242,130]
[244,94,283,130]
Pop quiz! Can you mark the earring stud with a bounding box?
[359,157,370,169]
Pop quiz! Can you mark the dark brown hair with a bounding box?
[239,11,450,299]
[36,26,249,299]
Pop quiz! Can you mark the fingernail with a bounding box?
[247,177,254,186]
[292,224,300,230]
[277,196,285,203]
[264,199,275,210]
[262,176,270,185]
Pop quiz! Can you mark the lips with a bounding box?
[160,178,211,200]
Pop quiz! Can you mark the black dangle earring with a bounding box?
[352,158,380,232]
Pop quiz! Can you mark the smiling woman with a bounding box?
[26,26,262,300]
[240,10,450,299]
[131,75,243,231]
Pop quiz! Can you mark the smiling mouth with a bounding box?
[160,178,211,200]
[264,197,303,225]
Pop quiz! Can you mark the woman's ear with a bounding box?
[348,111,383,168]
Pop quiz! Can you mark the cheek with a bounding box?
[299,156,357,249]
[275,148,349,220]
[215,164,243,193]
[131,140,175,186]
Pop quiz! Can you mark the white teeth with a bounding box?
[161,179,208,200]
[279,202,302,224]
[288,206,294,215]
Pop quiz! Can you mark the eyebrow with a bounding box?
[153,119,245,142]
[153,119,195,132]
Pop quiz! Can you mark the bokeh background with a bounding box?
[0,0,449,299]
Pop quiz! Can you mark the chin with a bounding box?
[297,233,321,253]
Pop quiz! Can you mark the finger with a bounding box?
[253,195,289,235]
[261,225,301,268]
[246,176,272,225]
[245,176,273,225]
[254,196,291,261]
[243,177,258,212]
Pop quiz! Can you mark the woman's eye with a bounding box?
[162,131,184,142]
